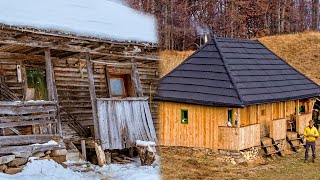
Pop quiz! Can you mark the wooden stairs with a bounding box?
[260,137,283,156]
[286,131,305,152]
[60,107,89,137]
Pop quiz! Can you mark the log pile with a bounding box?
[136,140,157,166]
[218,147,262,164]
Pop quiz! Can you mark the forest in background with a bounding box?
[127,0,320,50]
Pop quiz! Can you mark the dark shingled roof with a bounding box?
[156,37,320,107]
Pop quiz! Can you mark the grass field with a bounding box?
[160,146,320,180]
[159,31,320,179]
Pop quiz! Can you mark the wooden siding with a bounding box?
[159,98,315,150]
[218,124,260,151]
[159,101,229,150]
[297,113,313,134]
[270,118,287,140]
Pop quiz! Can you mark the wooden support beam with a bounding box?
[81,139,87,161]
[86,53,100,140]
[44,48,62,137]
[0,37,159,61]
[0,119,55,128]
[131,59,144,97]
[94,142,106,166]
[104,66,112,98]
[45,49,55,101]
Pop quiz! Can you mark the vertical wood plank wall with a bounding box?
[159,101,227,150]
[159,99,314,150]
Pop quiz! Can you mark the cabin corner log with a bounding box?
[86,52,100,140]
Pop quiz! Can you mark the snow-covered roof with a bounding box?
[0,0,158,43]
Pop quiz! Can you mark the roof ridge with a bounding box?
[213,37,245,105]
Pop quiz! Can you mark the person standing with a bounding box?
[304,120,319,163]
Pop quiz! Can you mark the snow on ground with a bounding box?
[94,156,160,180]
[0,0,157,43]
[0,156,161,180]
[0,160,98,180]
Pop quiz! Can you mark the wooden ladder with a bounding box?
[261,137,282,156]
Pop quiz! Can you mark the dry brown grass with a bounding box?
[160,31,320,84]
[259,31,320,85]
[159,50,193,77]
[160,146,320,180]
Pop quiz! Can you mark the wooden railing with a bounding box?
[218,124,260,151]
[0,101,61,150]
[96,97,157,150]
[297,113,313,134]
[270,118,287,140]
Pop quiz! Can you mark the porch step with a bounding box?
[265,150,283,156]
[286,131,305,152]
[260,137,282,157]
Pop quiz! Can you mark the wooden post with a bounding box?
[86,53,100,140]
[237,108,241,128]
[94,142,106,166]
[20,62,28,100]
[45,49,55,101]
[104,66,112,98]
[131,59,143,97]
[295,100,300,133]
[81,139,87,160]
[44,48,62,137]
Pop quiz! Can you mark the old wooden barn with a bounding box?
[157,37,320,155]
[0,0,158,166]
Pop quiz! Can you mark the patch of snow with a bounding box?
[0,159,99,180]
[0,0,158,43]
[95,156,160,180]
[136,140,157,153]
[136,140,156,147]
[30,140,58,146]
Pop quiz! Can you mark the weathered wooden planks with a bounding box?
[0,135,56,146]
[218,124,260,151]
[97,98,157,150]
[270,118,287,140]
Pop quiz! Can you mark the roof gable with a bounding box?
[157,37,320,107]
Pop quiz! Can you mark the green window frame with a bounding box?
[228,109,233,124]
[181,109,188,124]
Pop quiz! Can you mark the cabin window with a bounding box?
[110,75,127,98]
[228,109,233,124]
[181,109,188,124]
[26,68,48,100]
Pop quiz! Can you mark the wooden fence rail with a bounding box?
[0,101,60,146]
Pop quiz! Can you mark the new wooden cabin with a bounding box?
[157,37,320,154]
[0,0,159,164]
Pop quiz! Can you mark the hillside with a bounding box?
[160,31,320,85]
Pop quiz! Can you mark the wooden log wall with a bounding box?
[0,55,159,140]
